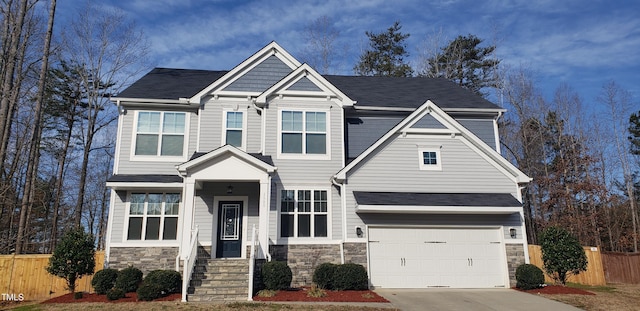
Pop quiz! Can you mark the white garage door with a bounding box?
[368,227,506,288]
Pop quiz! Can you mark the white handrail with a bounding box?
[181,226,199,302]
[247,224,257,301]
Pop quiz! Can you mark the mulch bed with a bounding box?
[253,287,389,302]
[41,292,182,303]
[516,285,595,295]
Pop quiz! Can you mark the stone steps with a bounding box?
[187,258,251,302]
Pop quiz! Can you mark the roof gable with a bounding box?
[222,55,292,92]
[176,145,276,177]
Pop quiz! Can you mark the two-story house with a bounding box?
[105,42,531,301]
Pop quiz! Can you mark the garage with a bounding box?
[368,227,507,288]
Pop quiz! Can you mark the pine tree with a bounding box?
[354,21,413,77]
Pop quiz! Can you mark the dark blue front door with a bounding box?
[216,201,243,258]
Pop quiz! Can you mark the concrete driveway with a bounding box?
[375,289,582,311]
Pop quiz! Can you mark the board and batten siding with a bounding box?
[116,108,198,175]
[344,134,519,239]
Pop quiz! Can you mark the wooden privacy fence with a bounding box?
[601,251,640,284]
[528,245,606,286]
[0,251,104,301]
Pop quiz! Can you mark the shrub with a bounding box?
[115,266,143,292]
[539,227,588,285]
[306,284,327,298]
[92,268,118,295]
[256,289,277,297]
[143,270,182,294]
[332,263,368,290]
[136,283,163,301]
[515,264,545,290]
[46,227,95,293]
[261,261,292,290]
[106,288,125,301]
[73,292,83,299]
[313,263,337,290]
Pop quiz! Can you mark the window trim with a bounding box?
[277,187,331,241]
[123,192,181,243]
[130,110,189,162]
[221,109,248,150]
[277,108,331,160]
[418,147,442,171]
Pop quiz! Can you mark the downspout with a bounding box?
[251,98,265,154]
[331,175,346,264]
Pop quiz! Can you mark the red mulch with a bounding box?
[515,285,595,295]
[41,292,181,303]
[253,288,389,302]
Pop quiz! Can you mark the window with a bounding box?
[135,111,185,156]
[127,193,180,241]
[418,147,442,171]
[224,111,243,148]
[280,189,328,238]
[281,111,326,155]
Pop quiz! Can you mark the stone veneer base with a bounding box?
[108,246,179,275]
[505,243,526,287]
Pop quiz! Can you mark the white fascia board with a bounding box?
[255,63,355,107]
[106,182,183,190]
[356,204,522,214]
[353,105,415,112]
[176,145,276,175]
[190,42,301,103]
[442,107,506,114]
[110,97,193,105]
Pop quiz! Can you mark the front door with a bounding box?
[216,201,243,258]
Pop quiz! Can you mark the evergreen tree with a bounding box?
[420,34,499,95]
[629,111,640,156]
[46,227,95,292]
[354,21,413,77]
[539,226,587,285]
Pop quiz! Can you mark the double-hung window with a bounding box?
[224,111,244,148]
[281,111,326,155]
[135,111,185,156]
[280,189,328,238]
[127,193,180,241]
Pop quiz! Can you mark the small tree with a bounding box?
[539,227,587,285]
[46,227,96,292]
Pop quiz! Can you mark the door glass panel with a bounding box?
[220,204,240,240]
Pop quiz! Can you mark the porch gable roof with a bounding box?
[176,145,277,177]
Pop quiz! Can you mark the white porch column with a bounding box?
[258,177,271,259]
[180,179,196,259]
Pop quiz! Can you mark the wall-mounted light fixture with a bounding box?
[509,228,517,239]
[227,185,234,194]
[355,226,363,238]
[118,106,127,115]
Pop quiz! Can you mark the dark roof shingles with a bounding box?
[117,68,227,100]
[353,191,521,207]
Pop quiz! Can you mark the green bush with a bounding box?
[115,266,143,292]
[539,227,588,285]
[313,263,337,289]
[332,263,368,290]
[261,261,292,290]
[136,283,163,301]
[143,270,182,294]
[515,264,545,290]
[73,292,83,299]
[106,288,125,301]
[45,227,95,293]
[92,268,118,295]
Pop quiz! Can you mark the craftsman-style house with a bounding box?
[105,42,530,301]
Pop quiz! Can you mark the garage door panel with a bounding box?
[369,227,506,289]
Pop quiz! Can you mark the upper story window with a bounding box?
[281,110,327,155]
[127,193,180,241]
[223,111,245,148]
[418,147,442,171]
[280,189,328,238]
[135,111,185,156]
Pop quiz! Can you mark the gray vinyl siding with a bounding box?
[198,101,261,153]
[109,191,127,243]
[287,77,322,91]
[456,118,496,150]
[224,55,292,92]
[344,134,518,238]
[193,182,260,245]
[411,113,447,129]
[116,108,198,175]
[346,116,404,159]
[360,213,522,240]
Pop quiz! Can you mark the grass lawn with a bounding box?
[541,283,640,311]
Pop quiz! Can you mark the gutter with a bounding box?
[110,96,194,105]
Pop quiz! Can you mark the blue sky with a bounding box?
[57,0,639,109]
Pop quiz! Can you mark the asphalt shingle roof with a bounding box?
[353,191,521,207]
[117,68,500,110]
